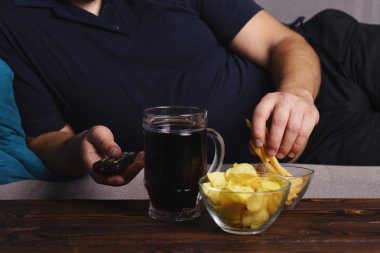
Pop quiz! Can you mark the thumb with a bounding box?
[86,125,122,158]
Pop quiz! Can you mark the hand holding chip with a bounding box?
[246,119,305,208]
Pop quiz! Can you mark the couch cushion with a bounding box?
[1,165,380,200]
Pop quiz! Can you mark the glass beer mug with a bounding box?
[143,106,225,221]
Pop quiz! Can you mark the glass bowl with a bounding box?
[199,173,290,235]
[281,165,314,210]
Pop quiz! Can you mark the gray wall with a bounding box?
[256,0,380,24]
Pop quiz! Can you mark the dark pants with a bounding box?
[296,9,380,165]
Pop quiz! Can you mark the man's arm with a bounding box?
[28,125,87,177]
[28,124,144,186]
[230,10,321,159]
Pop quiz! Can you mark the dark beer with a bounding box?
[144,127,207,211]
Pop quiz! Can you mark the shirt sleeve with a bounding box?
[0,28,66,137]
[196,0,263,44]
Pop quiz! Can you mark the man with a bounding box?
[1,0,374,186]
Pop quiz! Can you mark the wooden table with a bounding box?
[1,199,380,253]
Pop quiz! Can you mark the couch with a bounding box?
[1,0,379,200]
[1,164,380,200]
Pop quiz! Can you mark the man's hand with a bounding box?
[81,125,144,186]
[252,91,319,160]
[28,124,144,186]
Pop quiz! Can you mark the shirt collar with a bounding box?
[14,0,127,35]
[14,0,56,8]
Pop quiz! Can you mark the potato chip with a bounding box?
[266,192,283,214]
[246,194,266,213]
[207,171,227,188]
[241,210,255,227]
[289,177,304,189]
[214,203,245,226]
[225,163,258,185]
[249,209,270,228]
[259,180,281,191]
[221,184,254,205]
[242,209,270,228]
[202,182,220,205]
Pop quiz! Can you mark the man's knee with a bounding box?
[309,9,358,26]
[301,8,358,48]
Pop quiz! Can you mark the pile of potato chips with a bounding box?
[201,163,289,229]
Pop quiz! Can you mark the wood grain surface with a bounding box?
[1,199,380,253]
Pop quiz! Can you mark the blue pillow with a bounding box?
[0,60,59,184]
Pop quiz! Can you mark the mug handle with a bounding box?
[206,128,225,174]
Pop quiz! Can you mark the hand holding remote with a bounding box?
[93,152,137,176]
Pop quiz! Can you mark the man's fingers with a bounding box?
[120,152,145,184]
[252,91,320,160]
[90,171,125,186]
[277,107,303,159]
[252,94,276,147]
[81,126,122,173]
[87,125,121,157]
[134,151,145,163]
[266,104,290,156]
[90,151,145,186]
[290,111,318,157]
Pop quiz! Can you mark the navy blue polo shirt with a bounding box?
[0,0,273,162]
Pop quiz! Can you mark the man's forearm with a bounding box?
[28,130,88,177]
[270,34,321,101]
